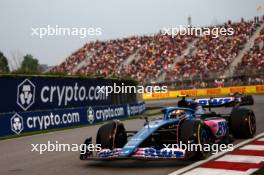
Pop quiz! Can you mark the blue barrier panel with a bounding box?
[0,102,145,137]
[0,76,114,113]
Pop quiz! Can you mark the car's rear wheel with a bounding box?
[179,119,211,160]
[96,121,127,149]
[230,108,256,139]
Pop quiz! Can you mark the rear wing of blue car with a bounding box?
[195,95,254,108]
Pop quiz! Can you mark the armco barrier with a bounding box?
[0,102,145,137]
[143,85,264,100]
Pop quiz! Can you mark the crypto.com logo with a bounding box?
[17,79,35,111]
[87,107,95,124]
[10,113,24,134]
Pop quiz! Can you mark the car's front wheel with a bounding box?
[96,121,127,149]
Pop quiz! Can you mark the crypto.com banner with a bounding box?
[0,75,113,113]
[0,102,145,137]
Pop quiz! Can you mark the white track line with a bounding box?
[179,167,249,175]
[239,145,264,151]
[168,132,264,175]
[258,138,264,141]
[216,154,264,163]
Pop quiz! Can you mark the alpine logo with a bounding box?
[17,79,35,111]
[87,107,95,124]
[10,113,24,134]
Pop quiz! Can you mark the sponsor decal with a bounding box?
[17,79,35,111]
[127,103,145,116]
[0,77,115,114]
[40,83,107,107]
[0,102,145,137]
[87,107,95,124]
[256,85,264,92]
[230,87,246,94]
[10,113,24,134]
[215,121,227,137]
[206,88,221,95]
[144,148,184,158]
[196,97,233,106]
[180,90,197,97]
[152,92,170,98]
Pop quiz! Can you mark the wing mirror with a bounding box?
[141,114,150,128]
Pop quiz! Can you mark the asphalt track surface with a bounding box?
[0,95,263,175]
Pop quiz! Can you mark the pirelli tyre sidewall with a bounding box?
[96,121,127,149]
[230,108,256,139]
[179,119,210,160]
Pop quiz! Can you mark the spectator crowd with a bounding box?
[235,27,264,76]
[166,20,261,81]
[52,17,264,89]
[118,34,193,82]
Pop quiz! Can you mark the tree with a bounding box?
[19,54,40,73]
[0,52,10,73]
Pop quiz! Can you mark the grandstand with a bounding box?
[52,17,264,89]
[235,27,264,76]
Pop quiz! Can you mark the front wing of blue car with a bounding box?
[80,147,186,160]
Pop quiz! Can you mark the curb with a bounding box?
[169,132,264,175]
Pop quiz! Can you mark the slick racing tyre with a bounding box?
[179,119,211,160]
[230,108,256,139]
[96,121,127,149]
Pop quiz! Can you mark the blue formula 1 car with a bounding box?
[80,95,256,161]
